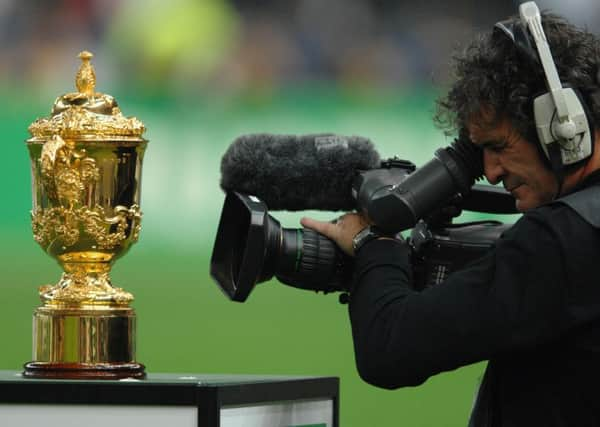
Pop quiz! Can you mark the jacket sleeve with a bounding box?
[348,215,569,389]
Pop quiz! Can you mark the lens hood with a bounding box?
[210,191,269,302]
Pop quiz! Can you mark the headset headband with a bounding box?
[494,19,540,67]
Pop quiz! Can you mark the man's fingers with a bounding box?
[300,217,337,239]
[302,214,366,256]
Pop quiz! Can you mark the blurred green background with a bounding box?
[1,0,597,426]
[3,85,489,427]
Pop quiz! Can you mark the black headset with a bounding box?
[494,1,595,174]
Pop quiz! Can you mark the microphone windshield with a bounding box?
[221,133,380,211]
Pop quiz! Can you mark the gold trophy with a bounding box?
[23,51,147,379]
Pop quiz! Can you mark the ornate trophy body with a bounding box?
[23,52,147,379]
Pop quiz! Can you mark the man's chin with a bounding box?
[514,195,543,212]
[512,186,534,212]
[513,191,532,212]
[515,199,529,212]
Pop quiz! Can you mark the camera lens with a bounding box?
[277,227,349,293]
[211,192,348,301]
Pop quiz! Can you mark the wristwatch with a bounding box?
[352,225,390,254]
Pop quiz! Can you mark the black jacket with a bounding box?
[349,175,600,427]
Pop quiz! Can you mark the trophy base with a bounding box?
[22,362,146,380]
[25,305,144,380]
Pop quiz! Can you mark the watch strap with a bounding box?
[352,225,390,254]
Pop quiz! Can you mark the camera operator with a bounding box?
[301,7,600,427]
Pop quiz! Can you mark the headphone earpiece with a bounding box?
[533,87,593,165]
[496,2,595,169]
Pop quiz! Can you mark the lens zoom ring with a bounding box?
[300,229,339,274]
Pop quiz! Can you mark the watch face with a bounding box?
[352,227,367,242]
[353,226,375,252]
[355,227,370,240]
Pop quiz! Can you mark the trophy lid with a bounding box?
[28,51,145,141]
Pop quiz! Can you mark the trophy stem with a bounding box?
[40,261,134,305]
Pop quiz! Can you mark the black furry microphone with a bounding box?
[220,133,381,211]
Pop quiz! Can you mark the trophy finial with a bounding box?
[76,50,96,96]
[29,50,146,139]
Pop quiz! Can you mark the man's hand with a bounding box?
[300,213,371,256]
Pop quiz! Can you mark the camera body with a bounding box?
[409,220,513,290]
[210,138,518,301]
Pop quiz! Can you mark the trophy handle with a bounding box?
[39,134,98,209]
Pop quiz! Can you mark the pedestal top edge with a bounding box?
[0,370,338,386]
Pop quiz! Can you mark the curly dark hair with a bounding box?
[435,12,600,142]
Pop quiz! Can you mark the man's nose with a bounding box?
[483,149,504,185]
